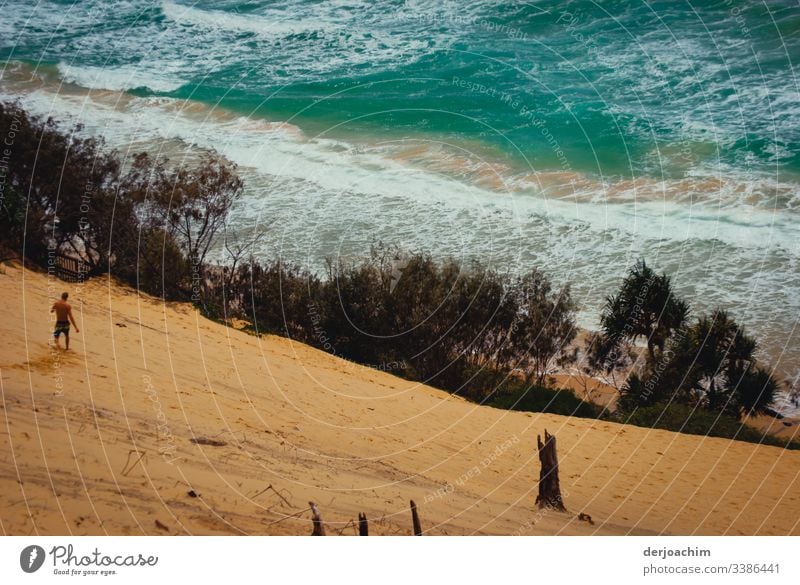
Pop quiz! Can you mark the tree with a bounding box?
[0,101,104,264]
[619,308,777,417]
[734,367,779,417]
[598,259,688,369]
[582,330,636,391]
[616,326,699,410]
[152,154,244,275]
[509,270,577,386]
[689,310,753,412]
[1,101,151,275]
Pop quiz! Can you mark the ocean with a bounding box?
[1,0,798,402]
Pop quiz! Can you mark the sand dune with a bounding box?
[1,263,799,535]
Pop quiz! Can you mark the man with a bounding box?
[51,292,79,350]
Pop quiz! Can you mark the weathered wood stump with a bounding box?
[310,501,325,536]
[358,512,369,536]
[410,500,422,535]
[535,429,566,511]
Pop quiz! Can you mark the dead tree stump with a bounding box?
[358,512,368,536]
[410,500,422,535]
[310,501,325,536]
[535,430,566,511]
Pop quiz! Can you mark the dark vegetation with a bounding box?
[583,259,797,449]
[2,101,795,448]
[487,379,601,419]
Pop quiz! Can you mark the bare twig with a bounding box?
[335,519,356,536]
[251,484,293,508]
[263,508,307,527]
[121,450,146,477]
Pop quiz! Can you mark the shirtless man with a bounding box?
[51,292,79,350]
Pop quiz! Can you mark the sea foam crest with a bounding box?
[57,63,186,93]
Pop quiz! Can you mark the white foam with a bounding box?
[160,0,336,37]
[57,63,187,93]
[5,72,799,242]
[158,0,434,81]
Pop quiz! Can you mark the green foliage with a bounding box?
[145,153,244,271]
[593,259,688,369]
[211,245,578,397]
[619,310,781,417]
[134,228,190,300]
[619,403,800,450]
[735,367,780,417]
[508,270,578,386]
[238,260,321,341]
[488,380,601,419]
[589,258,785,437]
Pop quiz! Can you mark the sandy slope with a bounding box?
[1,263,799,536]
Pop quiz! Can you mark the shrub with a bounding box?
[621,311,781,417]
[619,403,800,450]
[134,228,191,301]
[488,380,601,419]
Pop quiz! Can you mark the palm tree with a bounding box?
[600,259,688,367]
[688,309,758,414]
[733,367,779,417]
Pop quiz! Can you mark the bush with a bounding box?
[488,380,601,419]
[619,311,782,417]
[134,228,191,301]
[619,403,800,450]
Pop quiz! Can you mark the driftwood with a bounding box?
[358,512,369,536]
[410,500,422,535]
[535,429,566,511]
[310,501,325,536]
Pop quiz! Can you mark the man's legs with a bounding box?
[53,323,69,349]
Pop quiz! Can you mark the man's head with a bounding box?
[61,292,68,301]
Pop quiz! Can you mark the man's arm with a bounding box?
[68,306,80,332]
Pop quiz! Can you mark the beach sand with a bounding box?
[1,262,799,535]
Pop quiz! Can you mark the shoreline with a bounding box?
[2,62,799,384]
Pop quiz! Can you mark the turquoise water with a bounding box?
[1,0,799,394]
[3,0,799,178]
